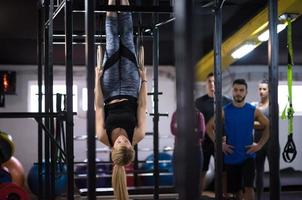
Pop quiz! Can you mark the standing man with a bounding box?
[207,79,270,200]
[253,80,271,200]
[195,72,231,193]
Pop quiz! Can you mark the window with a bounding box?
[82,88,87,111]
[29,83,78,112]
[278,83,302,116]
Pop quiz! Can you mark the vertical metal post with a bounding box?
[48,0,56,197]
[43,5,49,200]
[44,0,52,198]
[174,0,201,199]
[85,0,96,199]
[37,1,44,199]
[152,0,160,199]
[65,0,74,199]
[214,1,223,199]
[134,2,143,186]
[268,0,280,199]
[134,31,141,188]
[152,26,160,200]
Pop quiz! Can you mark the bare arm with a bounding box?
[95,47,110,147]
[254,108,269,147]
[133,46,147,145]
[206,111,224,142]
[254,121,265,130]
[206,116,216,143]
[246,108,270,153]
[170,112,177,136]
[206,111,234,154]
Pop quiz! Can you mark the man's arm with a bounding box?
[206,110,224,142]
[197,112,206,139]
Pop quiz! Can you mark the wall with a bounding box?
[0,64,302,183]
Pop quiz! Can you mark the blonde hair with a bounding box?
[112,145,135,200]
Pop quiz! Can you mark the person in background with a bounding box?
[195,72,231,194]
[253,79,271,200]
[207,79,270,200]
[170,108,205,193]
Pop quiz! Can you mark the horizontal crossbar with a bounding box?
[0,112,76,118]
[73,5,173,14]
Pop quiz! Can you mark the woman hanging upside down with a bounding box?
[94,0,147,199]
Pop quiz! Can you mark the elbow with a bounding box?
[96,130,101,141]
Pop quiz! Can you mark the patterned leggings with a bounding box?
[101,12,140,103]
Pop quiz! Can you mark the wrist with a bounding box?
[141,80,147,83]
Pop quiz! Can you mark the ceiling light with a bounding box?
[231,44,257,59]
[258,23,287,42]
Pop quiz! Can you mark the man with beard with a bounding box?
[207,79,269,200]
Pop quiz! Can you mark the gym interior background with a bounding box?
[1,65,302,171]
[1,0,302,199]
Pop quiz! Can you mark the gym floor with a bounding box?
[27,189,302,200]
[31,191,301,200]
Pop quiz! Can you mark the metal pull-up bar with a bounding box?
[74,5,173,13]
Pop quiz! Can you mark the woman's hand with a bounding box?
[95,45,103,84]
[138,45,144,68]
[95,67,103,81]
[138,45,147,82]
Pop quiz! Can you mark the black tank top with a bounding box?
[104,98,137,147]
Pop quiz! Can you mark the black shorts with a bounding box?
[202,139,215,172]
[225,158,255,193]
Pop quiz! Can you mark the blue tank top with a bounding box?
[224,103,256,164]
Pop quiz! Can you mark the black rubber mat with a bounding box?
[263,167,302,188]
[262,191,302,200]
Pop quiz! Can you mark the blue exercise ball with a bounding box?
[75,162,110,190]
[27,162,67,197]
[141,152,173,186]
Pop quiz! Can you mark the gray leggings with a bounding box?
[101,12,140,103]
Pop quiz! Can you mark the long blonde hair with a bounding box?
[112,145,134,200]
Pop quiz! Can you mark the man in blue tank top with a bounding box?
[207,79,269,200]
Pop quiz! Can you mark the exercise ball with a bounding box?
[27,162,67,196]
[0,167,12,183]
[141,152,173,186]
[75,162,110,190]
[0,183,29,200]
[2,157,25,188]
[0,131,15,165]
